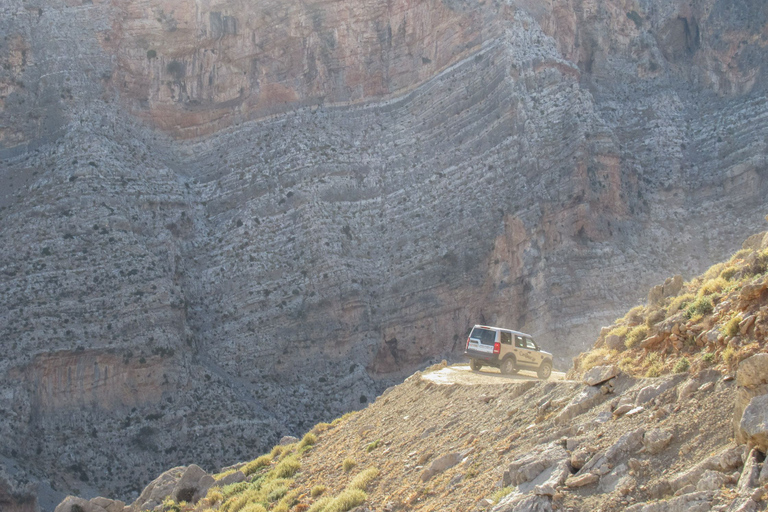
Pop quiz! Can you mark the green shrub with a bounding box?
[365,440,381,453]
[686,296,713,319]
[699,277,728,297]
[311,485,327,497]
[221,482,249,499]
[147,49,157,59]
[625,325,648,349]
[274,456,301,478]
[299,432,317,449]
[342,458,356,473]
[492,486,514,504]
[607,325,630,339]
[701,352,715,364]
[723,315,742,338]
[242,454,273,476]
[673,358,690,373]
[240,505,267,512]
[720,266,739,281]
[323,489,367,512]
[668,293,695,315]
[348,468,379,491]
[266,485,288,502]
[307,497,331,512]
[644,352,663,377]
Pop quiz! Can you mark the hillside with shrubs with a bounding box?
[570,229,768,380]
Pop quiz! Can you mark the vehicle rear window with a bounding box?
[470,327,496,345]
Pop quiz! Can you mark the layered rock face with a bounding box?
[1,0,768,508]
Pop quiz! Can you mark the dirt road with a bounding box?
[421,363,566,385]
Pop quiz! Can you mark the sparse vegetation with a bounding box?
[274,455,301,478]
[311,485,327,497]
[365,439,381,453]
[342,458,356,473]
[242,454,273,476]
[673,357,690,373]
[323,489,367,512]
[572,229,768,379]
[625,325,648,349]
[348,468,379,491]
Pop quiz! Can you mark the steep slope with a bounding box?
[2,0,768,508]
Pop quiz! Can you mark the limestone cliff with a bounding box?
[1,0,768,508]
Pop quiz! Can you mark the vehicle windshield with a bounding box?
[469,327,496,345]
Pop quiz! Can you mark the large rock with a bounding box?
[583,366,620,386]
[696,470,726,491]
[132,466,186,512]
[735,354,768,444]
[555,387,607,425]
[624,491,714,512]
[54,497,108,512]
[636,376,685,405]
[492,493,553,512]
[668,445,745,492]
[643,429,673,455]
[739,395,768,453]
[420,452,463,482]
[173,464,210,503]
[502,443,569,488]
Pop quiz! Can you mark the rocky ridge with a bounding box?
[2,0,768,508]
[53,354,768,512]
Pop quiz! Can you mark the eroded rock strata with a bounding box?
[1,0,767,508]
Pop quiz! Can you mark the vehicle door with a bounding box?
[523,337,542,365]
[499,331,513,357]
[514,335,537,366]
[467,327,497,355]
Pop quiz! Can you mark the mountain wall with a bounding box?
[1,0,767,508]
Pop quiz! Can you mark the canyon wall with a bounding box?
[1,0,767,508]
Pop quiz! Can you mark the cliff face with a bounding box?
[1,0,768,508]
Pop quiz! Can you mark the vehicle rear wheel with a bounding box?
[537,361,552,380]
[500,358,518,375]
[469,359,482,372]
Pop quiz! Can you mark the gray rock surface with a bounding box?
[583,365,620,387]
[739,395,768,453]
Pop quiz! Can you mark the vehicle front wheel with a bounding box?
[537,361,552,380]
[500,358,518,376]
[469,359,482,372]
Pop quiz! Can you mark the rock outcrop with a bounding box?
[2,0,768,508]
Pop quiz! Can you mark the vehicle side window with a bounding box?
[500,332,512,345]
[525,338,537,350]
[515,335,525,348]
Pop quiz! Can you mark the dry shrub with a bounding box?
[625,325,648,349]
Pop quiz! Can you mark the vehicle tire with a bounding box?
[469,359,482,372]
[500,357,518,376]
[537,361,552,380]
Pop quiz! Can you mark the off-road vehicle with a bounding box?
[464,325,553,379]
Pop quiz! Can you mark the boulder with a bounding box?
[55,497,108,512]
[740,278,768,303]
[742,232,768,251]
[735,354,768,445]
[613,404,634,417]
[280,435,299,445]
[502,443,569,488]
[89,498,124,512]
[648,285,664,306]
[216,471,246,486]
[663,275,684,298]
[605,334,624,351]
[636,376,684,405]
[583,365,619,386]
[643,429,673,455]
[740,315,757,335]
[760,457,768,485]
[696,470,726,491]
[492,493,553,512]
[565,473,598,488]
[555,386,606,424]
[677,379,699,401]
[420,452,462,482]
[668,445,745,492]
[624,491,714,512]
[172,464,209,503]
[577,428,644,478]
[738,449,762,491]
[132,466,186,512]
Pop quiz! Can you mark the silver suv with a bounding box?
[464,325,553,379]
